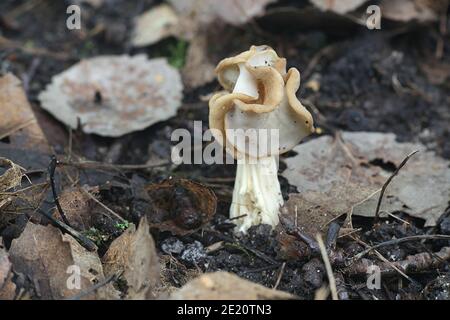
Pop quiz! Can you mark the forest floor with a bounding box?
[0,0,449,300]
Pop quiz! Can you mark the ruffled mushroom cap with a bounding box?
[209,46,314,159]
[216,45,287,92]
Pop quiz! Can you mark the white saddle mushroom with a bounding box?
[209,45,314,233]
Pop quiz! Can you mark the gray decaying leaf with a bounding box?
[168,0,277,28]
[170,271,295,300]
[38,55,183,137]
[9,222,119,299]
[281,132,450,234]
[309,0,368,14]
[102,217,160,299]
[132,0,276,47]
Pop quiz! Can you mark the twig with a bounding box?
[66,273,119,300]
[0,119,36,141]
[345,247,450,276]
[316,234,338,300]
[59,159,170,171]
[36,208,97,251]
[352,235,450,261]
[273,262,286,290]
[279,215,320,253]
[374,150,419,222]
[352,236,417,285]
[48,155,71,226]
[80,186,127,223]
[205,229,279,265]
[325,214,346,250]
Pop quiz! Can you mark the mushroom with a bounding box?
[209,45,314,233]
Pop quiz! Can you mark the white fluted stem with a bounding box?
[230,156,283,233]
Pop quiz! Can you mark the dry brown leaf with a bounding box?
[38,55,183,137]
[170,271,295,300]
[0,74,51,169]
[102,217,159,299]
[52,187,97,231]
[9,222,118,299]
[281,132,450,235]
[0,158,24,193]
[309,0,368,14]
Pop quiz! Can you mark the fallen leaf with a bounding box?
[169,0,276,28]
[0,158,24,193]
[0,73,51,169]
[380,0,445,22]
[131,4,179,47]
[170,271,295,300]
[309,0,368,14]
[52,187,97,231]
[138,179,217,235]
[9,222,119,299]
[102,217,159,299]
[281,132,450,236]
[181,33,216,89]
[38,55,183,137]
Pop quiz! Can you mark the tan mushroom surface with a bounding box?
[39,55,183,137]
[209,45,314,233]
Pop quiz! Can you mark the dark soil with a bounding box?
[1,0,449,300]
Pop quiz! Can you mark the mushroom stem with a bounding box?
[230,156,283,233]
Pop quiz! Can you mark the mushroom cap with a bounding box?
[209,46,314,159]
[216,45,286,92]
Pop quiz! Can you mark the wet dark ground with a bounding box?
[1,0,449,299]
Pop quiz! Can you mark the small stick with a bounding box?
[80,187,127,223]
[316,234,338,300]
[66,273,119,300]
[48,155,71,226]
[374,150,419,222]
[36,208,97,251]
[58,159,169,171]
[279,215,320,253]
[273,262,286,290]
[352,234,450,261]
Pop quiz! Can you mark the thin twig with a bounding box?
[80,187,127,223]
[48,155,71,226]
[352,234,450,261]
[273,262,286,290]
[59,159,170,171]
[374,150,419,222]
[316,234,338,300]
[66,273,119,300]
[36,208,97,251]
